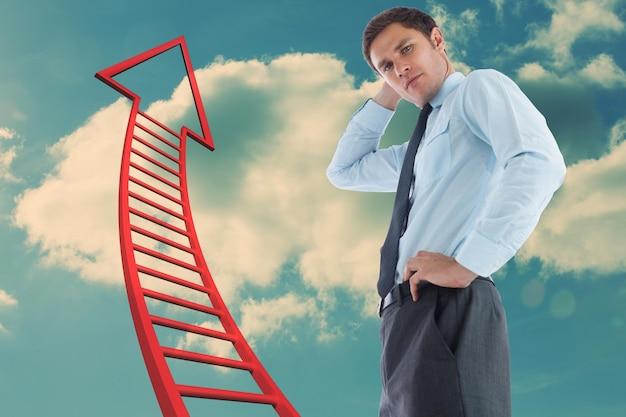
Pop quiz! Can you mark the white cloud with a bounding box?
[176,323,238,372]
[517,62,552,80]
[12,100,128,285]
[497,0,625,75]
[517,118,626,274]
[509,1,626,87]
[0,288,18,335]
[526,0,624,69]
[489,0,506,21]
[0,126,21,182]
[426,1,478,72]
[609,118,626,150]
[176,292,338,373]
[0,289,18,307]
[579,53,626,88]
[428,2,480,47]
[238,293,334,344]
[516,54,626,89]
[0,127,16,140]
[0,146,20,182]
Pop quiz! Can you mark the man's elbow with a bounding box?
[326,165,348,189]
[327,163,362,190]
[326,164,342,188]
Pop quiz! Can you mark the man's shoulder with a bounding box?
[463,68,517,91]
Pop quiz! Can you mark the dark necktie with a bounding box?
[377,103,433,298]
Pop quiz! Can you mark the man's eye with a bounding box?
[402,45,412,54]
[383,63,391,72]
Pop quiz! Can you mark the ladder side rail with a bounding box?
[177,127,300,417]
[120,102,191,417]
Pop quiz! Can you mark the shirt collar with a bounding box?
[428,71,465,109]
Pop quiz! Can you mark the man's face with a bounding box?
[369,22,449,108]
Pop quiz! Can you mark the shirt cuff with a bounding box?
[351,98,395,134]
[453,229,516,277]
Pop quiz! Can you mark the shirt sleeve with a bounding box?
[326,98,407,192]
[452,69,567,277]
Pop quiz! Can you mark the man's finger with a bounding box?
[404,261,413,282]
[410,273,419,302]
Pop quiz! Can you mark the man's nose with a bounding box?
[395,62,410,78]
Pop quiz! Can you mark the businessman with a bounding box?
[326,7,566,417]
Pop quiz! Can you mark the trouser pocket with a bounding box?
[430,286,458,360]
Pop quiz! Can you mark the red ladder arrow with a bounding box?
[95,36,300,417]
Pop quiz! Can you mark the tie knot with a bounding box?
[422,103,433,115]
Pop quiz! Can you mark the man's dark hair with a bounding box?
[362,7,440,75]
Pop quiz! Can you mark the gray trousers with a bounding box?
[378,277,511,417]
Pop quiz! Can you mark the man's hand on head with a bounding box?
[402,251,478,302]
[373,81,402,111]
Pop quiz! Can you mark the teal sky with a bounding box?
[1,1,626,416]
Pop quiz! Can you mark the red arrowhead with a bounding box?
[95,35,214,151]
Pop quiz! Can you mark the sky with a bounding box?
[1,0,625,416]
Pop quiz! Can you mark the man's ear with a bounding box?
[431,27,446,52]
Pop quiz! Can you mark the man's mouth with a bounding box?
[406,74,422,90]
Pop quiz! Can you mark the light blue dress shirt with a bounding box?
[326,69,567,284]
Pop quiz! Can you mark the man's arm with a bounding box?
[326,86,405,192]
[452,69,567,278]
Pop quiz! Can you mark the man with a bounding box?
[326,7,566,417]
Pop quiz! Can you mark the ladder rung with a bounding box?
[129,207,184,237]
[136,264,210,294]
[143,288,219,316]
[133,244,200,273]
[138,110,179,137]
[135,121,180,151]
[130,161,181,192]
[162,346,254,371]
[133,134,179,164]
[131,147,180,177]
[130,207,187,236]
[177,384,277,404]
[151,315,236,342]
[129,175,182,205]
[129,192,185,221]
[131,224,193,254]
